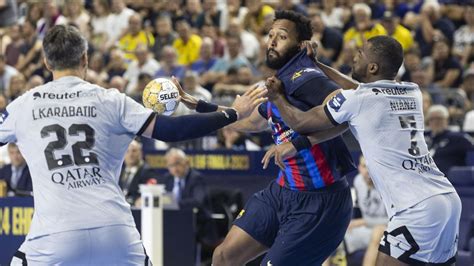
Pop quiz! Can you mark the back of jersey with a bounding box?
[0,77,153,239]
[344,80,455,217]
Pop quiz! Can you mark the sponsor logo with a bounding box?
[0,111,9,125]
[329,93,346,112]
[33,91,96,100]
[51,167,106,190]
[372,87,408,95]
[401,154,436,174]
[236,209,245,219]
[291,70,303,81]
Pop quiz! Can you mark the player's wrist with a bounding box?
[196,100,219,113]
[222,108,239,121]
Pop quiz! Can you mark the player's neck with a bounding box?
[52,69,86,81]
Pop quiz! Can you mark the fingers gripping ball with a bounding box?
[142,78,180,116]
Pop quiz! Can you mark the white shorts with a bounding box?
[379,192,461,264]
[11,225,150,265]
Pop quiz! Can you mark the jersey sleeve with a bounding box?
[104,89,154,136]
[0,98,22,144]
[324,89,360,125]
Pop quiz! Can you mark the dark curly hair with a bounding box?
[274,10,312,42]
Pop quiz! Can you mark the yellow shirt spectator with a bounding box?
[344,23,387,47]
[391,24,414,51]
[173,34,202,66]
[118,31,155,61]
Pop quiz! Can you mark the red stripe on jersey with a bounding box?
[310,145,335,185]
[287,157,305,190]
[278,172,285,186]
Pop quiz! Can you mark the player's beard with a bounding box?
[266,45,300,70]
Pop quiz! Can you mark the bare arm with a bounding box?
[261,123,348,169]
[228,107,269,133]
[268,87,339,134]
[302,41,359,90]
[315,61,359,90]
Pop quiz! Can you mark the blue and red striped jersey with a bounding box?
[258,50,355,191]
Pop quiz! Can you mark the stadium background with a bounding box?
[0,0,473,265]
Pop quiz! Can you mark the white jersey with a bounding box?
[325,80,456,217]
[0,76,153,239]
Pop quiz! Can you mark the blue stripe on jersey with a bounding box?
[283,160,297,189]
[300,149,325,188]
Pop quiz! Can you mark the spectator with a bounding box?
[215,127,260,151]
[105,48,127,81]
[197,0,225,32]
[432,37,463,88]
[107,0,135,49]
[161,148,207,209]
[16,19,42,75]
[174,70,212,116]
[90,0,112,37]
[340,156,387,266]
[4,24,22,67]
[190,37,218,76]
[320,0,348,30]
[200,22,226,57]
[0,0,18,28]
[118,14,155,61]
[415,1,455,57]
[227,17,260,63]
[425,105,473,174]
[123,44,160,94]
[151,15,177,61]
[343,3,387,48]
[380,11,414,51]
[88,52,109,81]
[213,66,254,96]
[201,34,254,86]
[0,143,32,197]
[242,0,274,36]
[7,73,26,101]
[311,11,343,63]
[333,41,357,75]
[453,6,474,67]
[0,54,19,95]
[36,0,67,40]
[109,75,127,93]
[26,75,45,91]
[154,45,186,80]
[173,18,202,66]
[183,0,203,29]
[278,0,308,16]
[227,0,248,24]
[119,140,157,206]
[64,0,91,37]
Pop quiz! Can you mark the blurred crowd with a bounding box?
[0,0,472,173]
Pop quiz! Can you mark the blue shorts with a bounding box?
[234,179,352,265]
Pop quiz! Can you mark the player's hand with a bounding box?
[301,40,319,62]
[171,76,198,110]
[265,76,284,101]
[231,84,268,120]
[261,142,297,170]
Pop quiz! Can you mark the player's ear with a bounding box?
[43,57,53,72]
[81,52,88,68]
[368,63,379,75]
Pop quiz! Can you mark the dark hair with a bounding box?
[368,36,403,79]
[274,10,312,42]
[42,25,88,70]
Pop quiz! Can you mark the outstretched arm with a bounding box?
[141,85,267,141]
[302,41,359,90]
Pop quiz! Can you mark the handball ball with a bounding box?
[142,78,180,116]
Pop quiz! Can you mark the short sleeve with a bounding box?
[104,89,154,136]
[0,99,21,144]
[324,89,360,125]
